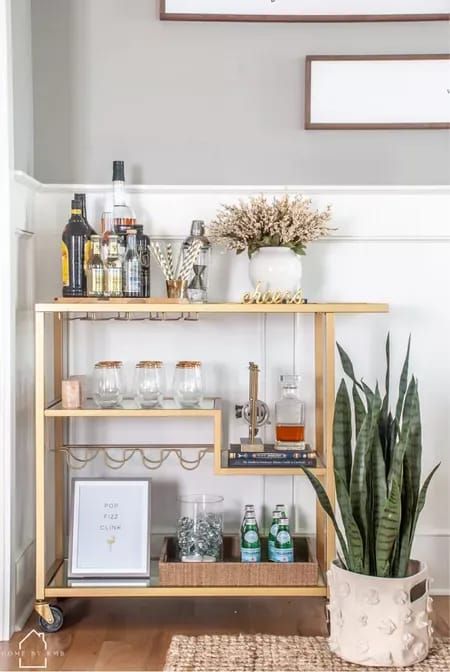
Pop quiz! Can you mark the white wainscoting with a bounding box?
[13,173,450,622]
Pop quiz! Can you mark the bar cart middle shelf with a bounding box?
[34,300,389,630]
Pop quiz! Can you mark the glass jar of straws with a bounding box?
[150,240,203,300]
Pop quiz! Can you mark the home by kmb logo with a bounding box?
[18,629,47,670]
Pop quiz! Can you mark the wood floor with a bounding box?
[1,596,449,671]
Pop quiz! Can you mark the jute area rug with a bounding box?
[163,635,450,672]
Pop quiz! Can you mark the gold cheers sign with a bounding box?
[242,282,304,305]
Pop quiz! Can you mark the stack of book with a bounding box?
[228,443,317,468]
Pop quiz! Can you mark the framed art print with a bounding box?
[305,55,450,130]
[69,478,151,578]
[160,1,450,22]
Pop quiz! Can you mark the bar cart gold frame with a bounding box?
[34,300,388,629]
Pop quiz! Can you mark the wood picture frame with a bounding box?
[305,54,450,130]
[68,478,151,578]
[160,0,450,23]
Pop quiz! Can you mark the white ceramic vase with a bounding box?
[328,561,432,667]
[248,247,302,294]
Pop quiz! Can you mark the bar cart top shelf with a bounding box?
[36,299,389,314]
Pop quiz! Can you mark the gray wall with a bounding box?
[12,0,34,175]
[31,0,450,185]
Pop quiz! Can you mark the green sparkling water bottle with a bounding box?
[268,510,282,562]
[241,517,261,563]
[273,517,294,563]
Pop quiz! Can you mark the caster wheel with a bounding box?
[38,605,64,633]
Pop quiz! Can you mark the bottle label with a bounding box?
[240,547,261,563]
[276,531,291,545]
[61,242,69,286]
[272,547,294,563]
[106,268,122,296]
[243,530,258,544]
[84,240,92,273]
[270,523,279,538]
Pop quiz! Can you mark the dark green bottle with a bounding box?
[74,192,96,235]
[62,199,90,297]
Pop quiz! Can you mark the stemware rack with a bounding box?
[34,299,389,630]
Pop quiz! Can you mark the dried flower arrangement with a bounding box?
[209,194,332,257]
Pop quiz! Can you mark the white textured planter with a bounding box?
[248,247,302,294]
[328,561,432,667]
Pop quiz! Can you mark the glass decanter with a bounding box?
[275,375,305,447]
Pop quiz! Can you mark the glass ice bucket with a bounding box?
[177,494,224,562]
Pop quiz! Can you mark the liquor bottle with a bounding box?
[112,160,136,235]
[136,225,151,298]
[104,235,122,297]
[275,375,306,447]
[241,517,261,563]
[182,220,211,303]
[268,510,282,562]
[87,235,104,297]
[74,193,96,236]
[122,229,141,297]
[101,211,114,262]
[273,517,294,563]
[61,199,90,297]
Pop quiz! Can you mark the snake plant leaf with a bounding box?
[337,343,363,391]
[382,333,390,419]
[388,377,417,495]
[334,470,364,573]
[333,379,352,490]
[395,461,415,577]
[301,467,351,570]
[350,393,381,557]
[376,477,402,577]
[411,462,441,542]
[395,335,411,423]
[349,408,371,551]
[403,380,422,513]
[371,421,387,540]
[352,384,366,440]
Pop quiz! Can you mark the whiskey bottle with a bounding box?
[275,375,306,448]
[122,229,141,298]
[112,161,136,236]
[104,235,122,297]
[87,235,104,297]
[61,199,90,297]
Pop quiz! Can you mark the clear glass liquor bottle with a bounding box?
[122,229,141,297]
[182,220,211,303]
[104,235,123,297]
[275,375,306,447]
[112,161,136,235]
[101,211,114,262]
[87,235,104,297]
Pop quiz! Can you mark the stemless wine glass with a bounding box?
[93,361,123,408]
[173,361,203,408]
[134,361,164,408]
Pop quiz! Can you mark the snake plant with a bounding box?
[303,336,440,577]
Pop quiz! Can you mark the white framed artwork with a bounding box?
[69,478,151,578]
[161,1,450,22]
[305,55,450,130]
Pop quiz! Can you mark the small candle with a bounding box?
[62,380,81,409]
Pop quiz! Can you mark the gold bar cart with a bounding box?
[34,300,388,630]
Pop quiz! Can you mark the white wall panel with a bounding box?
[22,177,450,593]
